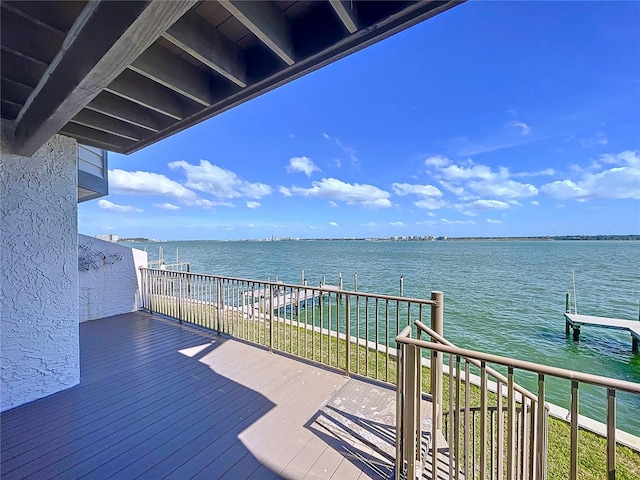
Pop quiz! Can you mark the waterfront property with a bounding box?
[2,2,640,479]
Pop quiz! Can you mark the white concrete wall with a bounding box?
[78,235,147,322]
[1,126,79,411]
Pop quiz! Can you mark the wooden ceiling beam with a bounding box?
[329,0,358,34]
[129,43,214,106]
[105,70,192,121]
[71,109,150,142]
[13,0,197,157]
[163,10,247,88]
[86,92,173,133]
[60,123,135,152]
[219,0,295,66]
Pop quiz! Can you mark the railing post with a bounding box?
[607,389,616,480]
[178,274,183,323]
[405,342,419,480]
[269,283,274,352]
[345,293,350,377]
[395,342,404,480]
[431,290,444,430]
[216,278,221,335]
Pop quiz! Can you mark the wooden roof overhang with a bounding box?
[1,0,462,157]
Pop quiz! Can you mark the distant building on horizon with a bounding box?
[96,234,119,243]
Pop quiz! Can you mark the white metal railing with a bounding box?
[396,323,640,480]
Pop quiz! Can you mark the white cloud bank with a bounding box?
[286,156,320,177]
[109,169,219,208]
[280,177,392,208]
[169,160,272,199]
[97,199,143,213]
[541,151,640,201]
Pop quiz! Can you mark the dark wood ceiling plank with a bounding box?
[329,0,358,34]
[0,6,64,65]
[219,0,295,66]
[163,10,247,88]
[1,78,32,106]
[60,123,135,152]
[13,0,198,156]
[105,70,195,121]
[72,109,150,141]
[1,100,22,120]
[86,92,174,133]
[129,43,214,106]
[5,0,88,34]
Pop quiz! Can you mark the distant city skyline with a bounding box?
[79,2,640,241]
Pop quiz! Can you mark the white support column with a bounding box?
[1,121,80,411]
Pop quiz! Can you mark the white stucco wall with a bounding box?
[1,126,79,411]
[78,235,147,322]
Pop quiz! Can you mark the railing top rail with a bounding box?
[414,320,538,402]
[140,267,436,305]
[396,331,640,394]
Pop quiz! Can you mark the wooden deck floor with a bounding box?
[0,312,408,479]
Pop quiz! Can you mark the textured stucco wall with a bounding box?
[78,235,147,322]
[1,128,79,411]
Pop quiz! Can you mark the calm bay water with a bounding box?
[133,239,640,435]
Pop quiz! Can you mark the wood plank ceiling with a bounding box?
[1,0,462,156]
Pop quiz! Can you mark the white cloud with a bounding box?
[512,169,556,178]
[454,199,510,217]
[441,219,476,225]
[531,200,540,206]
[109,169,223,208]
[329,221,338,227]
[486,218,502,224]
[110,169,198,201]
[415,198,447,210]
[463,199,510,211]
[169,160,272,199]
[328,200,338,207]
[425,156,452,168]
[286,177,392,208]
[541,151,640,201]
[286,156,320,177]
[246,201,261,209]
[389,221,405,227]
[322,133,358,165]
[426,157,539,200]
[279,186,292,197]
[507,120,532,135]
[392,183,443,197]
[97,199,143,213]
[154,202,180,211]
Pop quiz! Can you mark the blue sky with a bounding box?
[79,1,640,241]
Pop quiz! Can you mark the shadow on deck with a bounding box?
[2,311,448,479]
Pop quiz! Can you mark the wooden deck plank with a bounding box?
[49,351,283,479]
[0,311,409,480]
[160,359,340,479]
[132,358,319,479]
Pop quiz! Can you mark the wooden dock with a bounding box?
[564,312,640,352]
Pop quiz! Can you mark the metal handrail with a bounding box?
[414,320,539,403]
[141,266,436,306]
[396,331,640,394]
[396,321,640,480]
